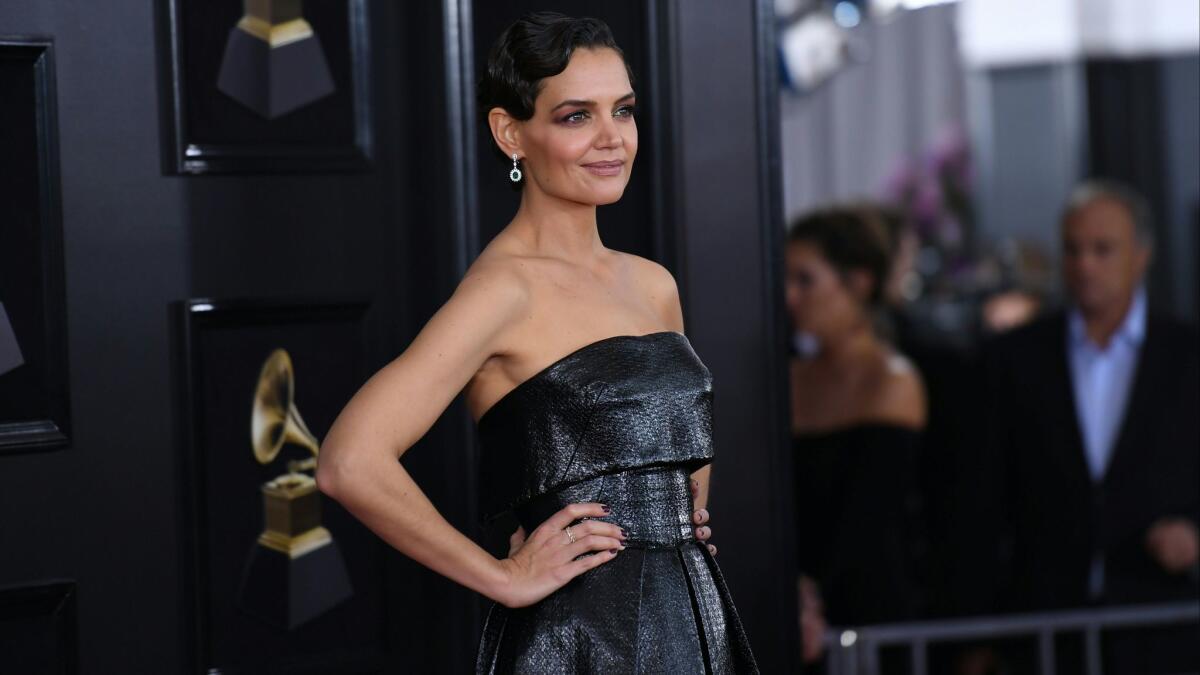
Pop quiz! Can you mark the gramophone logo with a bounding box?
[238,348,352,629]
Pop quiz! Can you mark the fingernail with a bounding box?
[601,504,611,513]
[610,548,619,554]
[621,527,629,539]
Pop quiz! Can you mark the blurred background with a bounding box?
[0,0,1195,673]
[777,1,1199,673]
[778,0,1198,334]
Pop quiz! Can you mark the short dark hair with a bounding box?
[786,207,892,307]
[1062,179,1155,249]
[477,11,632,125]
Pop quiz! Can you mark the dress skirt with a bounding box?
[474,467,760,674]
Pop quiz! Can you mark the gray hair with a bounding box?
[1062,179,1155,249]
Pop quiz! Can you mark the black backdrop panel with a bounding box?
[175,299,389,674]
[471,2,658,261]
[0,581,78,675]
[163,0,372,172]
[0,38,70,453]
[180,3,355,144]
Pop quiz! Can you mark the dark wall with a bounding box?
[672,1,796,669]
[0,0,791,672]
[0,1,190,671]
[0,1,448,671]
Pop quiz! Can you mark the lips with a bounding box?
[582,160,624,177]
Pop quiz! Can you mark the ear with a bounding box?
[487,107,523,160]
[845,268,875,305]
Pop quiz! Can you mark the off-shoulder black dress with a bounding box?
[792,423,921,626]
[473,331,759,674]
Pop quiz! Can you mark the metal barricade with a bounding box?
[823,601,1199,675]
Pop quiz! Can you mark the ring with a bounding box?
[564,526,576,544]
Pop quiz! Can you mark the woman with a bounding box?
[785,207,927,634]
[316,12,759,674]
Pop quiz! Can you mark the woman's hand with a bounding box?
[494,502,627,609]
[690,479,716,556]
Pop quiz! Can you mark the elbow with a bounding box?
[315,436,399,500]
[315,442,350,499]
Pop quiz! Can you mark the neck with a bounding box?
[1080,291,1136,348]
[815,317,878,364]
[509,184,603,261]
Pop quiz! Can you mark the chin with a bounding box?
[575,182,629,206]
[592,189,626,205]
[1074,292,1112,314]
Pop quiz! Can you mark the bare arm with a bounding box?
[316,263,625,607]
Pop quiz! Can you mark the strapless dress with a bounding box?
[474,331,760,674]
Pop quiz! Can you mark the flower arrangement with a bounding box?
[883,125,978,296]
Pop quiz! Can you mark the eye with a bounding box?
[560,110,589,124]
[614,104,637,118]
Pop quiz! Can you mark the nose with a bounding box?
[594,114,623,150]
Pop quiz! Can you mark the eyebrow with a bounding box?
[549,91,636,113]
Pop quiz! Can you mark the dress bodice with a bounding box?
[476,331,715,522]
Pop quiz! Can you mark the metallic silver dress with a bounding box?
[474,331,760,674]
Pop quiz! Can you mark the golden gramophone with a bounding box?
[238,348,352,629]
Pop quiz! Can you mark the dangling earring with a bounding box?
[509,153,522,183]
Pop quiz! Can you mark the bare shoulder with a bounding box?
[315,250,532,465]
[866,349,927,429]
[456,249,532,307]
[616,251,683,330]
[409,252,531,370]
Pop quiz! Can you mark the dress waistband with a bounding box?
[513,465,697,550]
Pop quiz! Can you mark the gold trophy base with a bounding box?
[237,472,352,629]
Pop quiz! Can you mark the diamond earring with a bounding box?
[509,153,522,183]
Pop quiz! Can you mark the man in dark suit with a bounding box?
[956,180,1198,674]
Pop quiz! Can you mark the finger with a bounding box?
[690,478,699,497]
[692,508,709,525]
[570,518,627,541]
[565,546,620,578]
[695,526,711,540]
[707,543,717,556]
[542,502,610,534]
[561,534,625,562]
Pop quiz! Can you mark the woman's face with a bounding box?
[514,47,638,206]
[783,241,867,340]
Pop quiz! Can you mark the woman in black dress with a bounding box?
[316,12,758,674]
[784,208,927,648]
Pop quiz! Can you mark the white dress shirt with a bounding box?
[1066,286,1147,598]
[1068,287,1147,481]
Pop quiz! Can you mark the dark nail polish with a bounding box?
[610,548,619,554]
[621,527,629,538]
[601,504,611,513]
